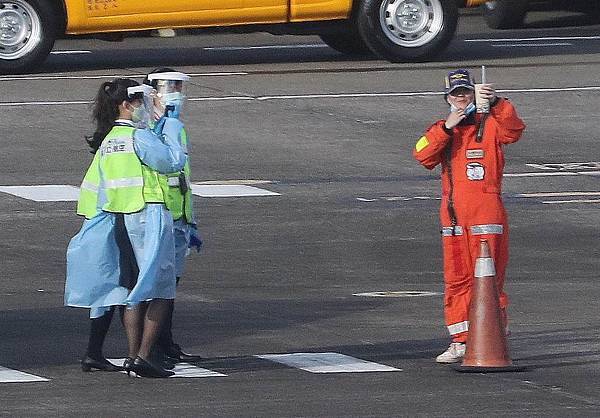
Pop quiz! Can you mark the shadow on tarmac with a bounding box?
[25,11,600,75]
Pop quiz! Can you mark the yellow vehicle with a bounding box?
[0,0,478,73]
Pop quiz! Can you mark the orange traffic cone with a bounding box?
[453,239,523,372]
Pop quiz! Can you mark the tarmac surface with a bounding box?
[1,7,599,418]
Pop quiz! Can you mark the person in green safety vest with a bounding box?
[144,68,204,364]
[65,78,187,378]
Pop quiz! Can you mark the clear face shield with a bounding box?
[126,84,156,129]
[147,71,190,119]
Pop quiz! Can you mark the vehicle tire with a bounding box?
[356,0,459,63]
[319,27,372,56]
[0,0,57,74]
[481,0,528,29]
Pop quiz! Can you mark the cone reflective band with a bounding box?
[474,240,496,278]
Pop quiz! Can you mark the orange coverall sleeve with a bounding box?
[413,121,452,170]
[490,98,526,144]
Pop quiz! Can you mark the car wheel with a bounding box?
[319,27,372,56]
[481,0,528,29]
[356,0,459,62]
[0,0,57,74]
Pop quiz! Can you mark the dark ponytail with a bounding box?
[85,78,141,153]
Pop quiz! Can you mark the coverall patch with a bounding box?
[466,162,485,180]
[415,136,429,152]
[466,149,484,159]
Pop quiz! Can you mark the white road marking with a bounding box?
[50,50,92,55]
[3,86,600,106]
[0,185,80,201]
[517,192,600,198]
[203,44,327,51]
[504,172,579,177]
[353,291,441,298]
[108,358,226,378]
[256,352,400,373]
[527,162,600,171]
[0,366,49,383]
[191,184,280,197]
[492,43,572,47]
[0,72,247,82]
[0,184,279,201]
[542,199,600,204]
[465,36,600,42]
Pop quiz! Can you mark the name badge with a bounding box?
[466,149,484,159]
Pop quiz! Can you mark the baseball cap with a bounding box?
[445,69,475,95]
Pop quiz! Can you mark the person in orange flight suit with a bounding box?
[413,69,525,363]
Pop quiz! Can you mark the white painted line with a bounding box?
[357,198,378,202]
[0,72,247,82]
[465,36,600,42]
[0,185,80,201]
[4,86,600,107]
[0,366,49,383]
[517,192,600,198]
[50,50,92,55]
[542,199,600,204]
[196,179,273,185]
[191,184,280,197]
[504,172,579,177]
[527,162,600,171]
[492,43,572,48]
[203,44,327,51]
[0,100,90,107]
[256,352,400,373]
[108,358,226,378]
[354,291,442,298]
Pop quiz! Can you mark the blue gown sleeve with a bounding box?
[133,118,187,174]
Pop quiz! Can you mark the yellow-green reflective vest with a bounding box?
[97,125,165,214]
[161,128,193,222]
[77,152,100,219]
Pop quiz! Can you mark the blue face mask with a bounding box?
[450,102,476,116]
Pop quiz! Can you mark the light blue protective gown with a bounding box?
[65,118,186,317]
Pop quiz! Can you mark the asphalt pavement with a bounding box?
[0,8,599,418]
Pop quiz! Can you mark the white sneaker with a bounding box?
[435,342,466,363]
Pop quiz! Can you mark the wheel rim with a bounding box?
[485,1,498,11]
[0,1,41,60]
[379,0,444,48]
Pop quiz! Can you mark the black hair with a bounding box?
[85,78,143,153]
[143,67,176,88]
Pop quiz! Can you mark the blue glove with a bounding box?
[153,116,167,135]
[189,229,203,253]
[165,102,181,119]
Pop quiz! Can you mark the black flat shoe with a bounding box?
[150,347,177,370]
[165,344,203,362]
[81,356,123,372]
[123,357,134,375]
[131,356,174,378]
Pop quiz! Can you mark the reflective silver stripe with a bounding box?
[475,258,496,278]
[442,226,464,236]
[448,321,469,335]
[471,224,503,235]
[80,180,98,193]
[104,177,144,189]
[167,177,180,187]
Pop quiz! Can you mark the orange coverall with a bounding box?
[413,98,525,343]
